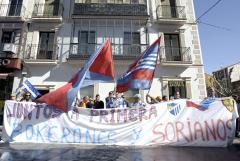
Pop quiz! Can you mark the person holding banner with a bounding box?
[105,91,115,108]
[80,96,92,108]
[113,92,127,108]
[174,91,181,99]
[10,94,16,101]
[232,95,240,137]
[93,94,104,109]
[20,92,32,102]
[130,94,145,108]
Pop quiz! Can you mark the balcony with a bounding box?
[32,3,63,22]
[0,4,27,21]
[69,43,147,60]
[156,5,186,24]
[73,0,148,18]
[24,44,58,64]
[159,47,192,66]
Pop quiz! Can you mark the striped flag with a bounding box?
[16,80,41,100]
[116,38,160,93]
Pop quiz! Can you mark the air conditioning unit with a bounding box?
[2,43,17,54]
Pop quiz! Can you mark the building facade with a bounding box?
[0,0,207,107]
[213,62,240,97]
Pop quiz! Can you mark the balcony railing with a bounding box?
[160,47,191,63]
[156,5,186,19]
[25,44,58,60]
[73,1,148,16]
[69,43,147,59]
[0,4,26,17]
[32,3,63,17]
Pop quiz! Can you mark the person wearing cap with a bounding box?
[130,94,146,108]
[105,91,115,108]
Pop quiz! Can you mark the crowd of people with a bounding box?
[75,91,146,109]
[11,90,181,108]
[72,91,178,109]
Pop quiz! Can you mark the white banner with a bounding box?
[2,98,239,147]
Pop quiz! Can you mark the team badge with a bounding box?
[167,103,182,116]
[222,98,234,112]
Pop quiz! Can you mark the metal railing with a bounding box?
[25,44,58,60]
[32,3,63,17]
[0,4,26,17]
[156,5,186,19]
[160,47,192,63]
[73,2,148,16]
[75,0,147,4]
[69,43,148,59]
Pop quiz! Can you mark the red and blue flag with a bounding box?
[116,38,160,93]
[37,40,115,112]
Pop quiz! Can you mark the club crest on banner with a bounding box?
[221,98,234,112]
[167,103,182,116]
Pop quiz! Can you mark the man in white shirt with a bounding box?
[113,92,127,108]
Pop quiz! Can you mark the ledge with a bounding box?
[24,59,58,65]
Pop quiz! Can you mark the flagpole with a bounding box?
[147,36,161,96]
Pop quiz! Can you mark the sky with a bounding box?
[193,0,240,74]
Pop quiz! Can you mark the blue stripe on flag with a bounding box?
[22,80,41,99]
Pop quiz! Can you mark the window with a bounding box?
[1,32,14,44]
[38,32,55,59]
[164,34,181,61]
[44,0,60,16]
[78,31,96,55]
[9,0,23,16]
[161,0,177,18]
[168,81,186,98]
[124,32,140,56]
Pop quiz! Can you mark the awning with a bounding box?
[0,73,13,79]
